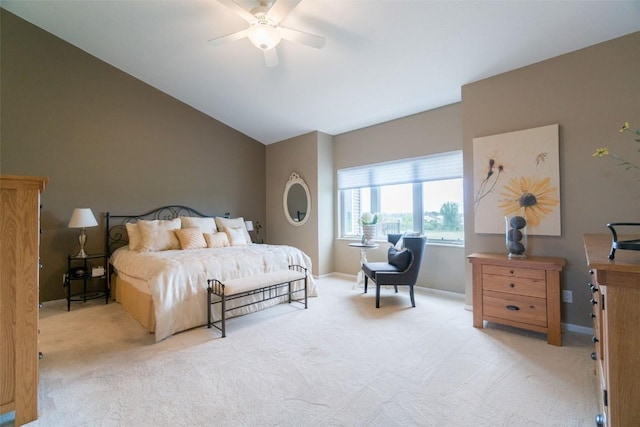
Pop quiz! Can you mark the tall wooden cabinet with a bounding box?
[584,234,640,426]
[1,175,47,425]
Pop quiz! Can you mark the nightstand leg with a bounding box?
[67,278,71,311]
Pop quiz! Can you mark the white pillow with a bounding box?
[223,226,248,246]
[137,218,181,252]
[125,222,141,251]
[204,232,230,248]
[180,216,217,233]
[215,217,252,243]
[394,232,421,250]
[175,228,207,250]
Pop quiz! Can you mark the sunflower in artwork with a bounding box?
[498,176,559,227]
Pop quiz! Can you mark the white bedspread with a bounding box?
[110,244,316,341]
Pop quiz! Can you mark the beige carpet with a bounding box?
[5,276,597,426]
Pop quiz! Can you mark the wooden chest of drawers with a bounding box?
[584,234,640,426]
[468,253,565,346]
[1,175,47,425]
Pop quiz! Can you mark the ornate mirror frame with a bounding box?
[283,172,311,227]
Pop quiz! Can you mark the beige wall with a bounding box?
[462,32,640,327]
[265,131,334,276]
[317,132,334,275]
[332,103,466,294]
[0,11,266,301]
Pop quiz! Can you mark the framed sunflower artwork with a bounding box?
[473,124,561,236]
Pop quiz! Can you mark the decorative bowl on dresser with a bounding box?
[467,252,565,346]
[584,234,640,427]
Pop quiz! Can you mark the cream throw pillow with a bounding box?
[215,216,251,243]
[179,216,217,233]
[175,228,207,250]
[125,223,142,251]
[204,232,230,248]
[137,218,181,252]
[223,226,248,246]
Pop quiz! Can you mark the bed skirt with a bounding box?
[113,274,156,332]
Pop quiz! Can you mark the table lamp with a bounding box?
[68,208,98,257]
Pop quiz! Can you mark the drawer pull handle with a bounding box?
[590,298,598,305]
[506,305,520,311]
[591,352,597,361]
[509,270,514,274]
[509,283,515,288]
[592,336,599,343]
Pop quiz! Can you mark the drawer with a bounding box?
[482,273,547,298]
[483,264,546,280]
[483,290,547,327]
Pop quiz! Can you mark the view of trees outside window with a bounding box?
[340,178,464,245]
[423,178,464,243]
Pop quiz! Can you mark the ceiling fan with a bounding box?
[208,0,325,67]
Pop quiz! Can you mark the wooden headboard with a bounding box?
[105,205,229,256]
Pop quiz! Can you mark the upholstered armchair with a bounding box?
[362,234,427,308]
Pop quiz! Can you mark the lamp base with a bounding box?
[75,228,89,258]
[74,248,89,258]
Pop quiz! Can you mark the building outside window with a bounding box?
[338,151,464,245]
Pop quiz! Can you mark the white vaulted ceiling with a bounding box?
[2,0,639,144]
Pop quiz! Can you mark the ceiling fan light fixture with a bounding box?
[248,22,281,50]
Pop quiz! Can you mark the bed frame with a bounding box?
[105,205,229,332]
[105,205,229,255]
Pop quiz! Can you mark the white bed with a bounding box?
[106,206,316,341]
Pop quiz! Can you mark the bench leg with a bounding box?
[207,286,212,328]
[304,276,308,309]
[221,293,226,338]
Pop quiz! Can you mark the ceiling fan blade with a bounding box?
[208,29,249,46]
[280,26,325,49]
[267,0,302,23]
[217,0,256,23]
[263,48,279,67]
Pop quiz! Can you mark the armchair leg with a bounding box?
[394,285,398,293]
[409,285,416,307]
[364,276,368,293]
[376,285,381,308]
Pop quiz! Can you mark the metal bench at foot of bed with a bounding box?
[206,265,308,337]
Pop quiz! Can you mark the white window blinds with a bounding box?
[337,151,463,190]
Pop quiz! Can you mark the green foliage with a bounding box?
[440,202,460,230]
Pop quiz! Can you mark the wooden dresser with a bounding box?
[584,234,640,426]
[1,175,47,425]
[467,253,565,346]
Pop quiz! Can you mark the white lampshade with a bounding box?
[244,220,254,232]
[248,22,281,50]
[68,208,98,228]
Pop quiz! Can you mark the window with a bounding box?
[338,151,464,245]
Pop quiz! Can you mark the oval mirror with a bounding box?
[283,172,311,227]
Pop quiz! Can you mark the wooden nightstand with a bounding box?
[467,253,565,346]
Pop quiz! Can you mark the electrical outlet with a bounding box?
[562,290,573,303]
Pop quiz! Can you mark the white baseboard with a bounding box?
[414,286,465,301]
[562,323,593,335]
[323,272,355,281]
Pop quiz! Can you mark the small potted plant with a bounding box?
[359,212,379,244]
